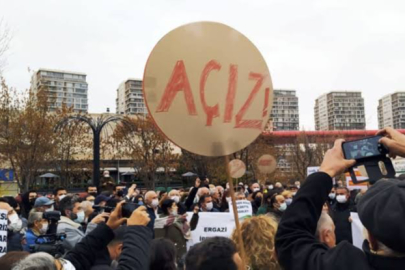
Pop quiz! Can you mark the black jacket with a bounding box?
[65,223,152,270]
[331,199,355,244]
[275,172,405,270]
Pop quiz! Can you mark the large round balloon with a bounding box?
[143,22,273,156]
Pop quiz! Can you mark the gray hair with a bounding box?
[12,252,56,270]
[81,201,93,212]
[316,212,334,239]
[27,211,43,229]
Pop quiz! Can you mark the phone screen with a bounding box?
[342,136,383,160]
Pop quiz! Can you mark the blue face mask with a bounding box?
[278,202,287,212]
[74,211,85,224]
[138,201,144,205]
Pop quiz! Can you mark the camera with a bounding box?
[92,203,141,218]
[92,205,115,213]
[30,233,66,257]
[342,135,394,183]
[342,136,389,160]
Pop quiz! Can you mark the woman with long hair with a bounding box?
[231,215,280,270]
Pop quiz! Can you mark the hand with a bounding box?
[106,201,127,230]
[193,205,199,214]
[377,127,405,158]
[195,178,201,188]
[348,216,353,223]
[127,206,150,226]
[127,184,137,198]
[91,213,110,224]
[320,139,356,178]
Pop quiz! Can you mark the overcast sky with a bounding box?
[1,0,405,130]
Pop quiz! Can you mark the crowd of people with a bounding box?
[0,127,404,269]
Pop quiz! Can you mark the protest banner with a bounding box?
[350,212,365,250]
[186,212,235,250]
[257,154,276,174]
[228,159,246,179]
[0,209,7,257]
[143,21,273,157]
[228,200,252,220]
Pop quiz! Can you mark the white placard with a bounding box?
[228,200,253,220]
[0,209,7,257]
[186,212,235,250]
[350,212,365,250]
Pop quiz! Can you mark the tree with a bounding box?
[0,79,56,192]
[113,115,178,189]
[0,19,12,72]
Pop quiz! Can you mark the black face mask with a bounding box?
[89,192,98,197]
[254,197,262,206]
[117,190,124,197]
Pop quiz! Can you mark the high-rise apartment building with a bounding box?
[378,92,405,129]
[30,68,88,113]
[116,79,147,115]
[269,90,299,131]
[314,91,365,130]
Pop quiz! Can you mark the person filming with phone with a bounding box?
[275,127,405,270]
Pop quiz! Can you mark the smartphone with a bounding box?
[342,136,388,160]
[121,203,140,218]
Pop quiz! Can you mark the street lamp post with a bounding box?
[56,115,122,190]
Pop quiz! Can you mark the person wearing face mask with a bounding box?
[251,191,263,215]
[168,189,187,214]
[155,199,195,263]
[281,190,293,207]
[86,185,98,197]
[22,211,49,252]
[258,192,286,220]
[53,187,67,211]
[331,186,355,244]
[81,200,94,227]
[328,187,337,205]
[144,191,158,237]
[33,196,55,213]
[57,195,87,251]
[250,183,261,194]
[198,194,219,212]
[113,184,126,200]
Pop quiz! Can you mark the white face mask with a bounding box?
[45,205,55,212]
[278,202,287,212]
[285,198,293,206]
[226,197,231,203]
[336,195,347,204]
[74,211,85,224]
[151,199,159,208]
[8,213,23,232]
[171,196,180,203]
[253,188,260,192]
[89,201,94,207]
[171,209,178,216]
[58,195,67,201]
[205,202,213,211]
[40,223,48,234]
[268,185,274,190]
[329,193,336,200]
